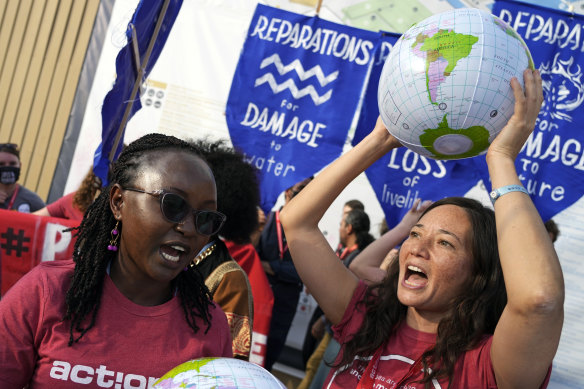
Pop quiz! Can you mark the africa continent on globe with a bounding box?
[378,8,534,160]
[153,357,287,389]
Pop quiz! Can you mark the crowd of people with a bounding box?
[0,69,566,388]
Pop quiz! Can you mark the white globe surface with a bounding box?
[153,357,287,389]
[378,8,534,160]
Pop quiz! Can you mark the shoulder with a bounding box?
[15,185,45,211]
[54,192,76,205]
[16,185,43,200]
[206,260,250,294]
[1,260,74,310]
[31,260,75,290]
[16,260,74,285]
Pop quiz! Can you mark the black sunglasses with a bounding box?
[123,187,226,236]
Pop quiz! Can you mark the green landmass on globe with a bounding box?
[413,29,478,104]
[159,358,214,378]
[153,357,286,389]
[419,114,491,159]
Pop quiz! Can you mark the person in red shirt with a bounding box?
[34,169,103,221]
[280,70,563,388]
[0,134,232,387]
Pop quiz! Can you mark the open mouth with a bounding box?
[404,265,428,287]
[160,244,187,263]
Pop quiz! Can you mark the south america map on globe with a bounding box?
[413,29,478,105]
[377,8,533,160]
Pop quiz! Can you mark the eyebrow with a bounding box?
[414,223,463,244]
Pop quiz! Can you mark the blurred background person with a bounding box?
[0,143,44,212]
[257,176,313,371]
[34,168,102,221]
[299,207,375,389]
[251,206,267,248]
[302,199,365,368]
[191,139,255,360]
[339,208,375,267]
[335,199,364,258]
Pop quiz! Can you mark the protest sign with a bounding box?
[0,210,78,296]
[226,4,379,212]
[476,0,584,222]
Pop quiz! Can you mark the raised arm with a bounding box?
[488,69,564,389]
[279,120,402,325]
[349,199,432,284]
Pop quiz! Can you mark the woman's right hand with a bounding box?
[486,69,543,165]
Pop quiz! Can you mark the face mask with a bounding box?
[0,166,20,185]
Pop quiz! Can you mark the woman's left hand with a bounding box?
[486,69,543,163]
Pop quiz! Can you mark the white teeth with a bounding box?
[161,252,180,262]
[408,265,424,274]
[171,245,186,252]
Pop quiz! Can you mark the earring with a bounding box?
[107,221,120,251]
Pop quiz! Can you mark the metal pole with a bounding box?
[108,0,172,163]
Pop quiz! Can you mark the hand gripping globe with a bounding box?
[378,8,534,160]
[153,357,287,389]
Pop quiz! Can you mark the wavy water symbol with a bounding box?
[254,54,338,106]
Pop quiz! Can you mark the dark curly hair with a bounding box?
[337,197,506,388]
[190,139,260,244]
[64,133,214,345]
[72,169,102,214]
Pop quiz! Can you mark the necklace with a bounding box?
[192,243,217,266]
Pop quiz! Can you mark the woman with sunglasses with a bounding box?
[0,143,45,213]
[0,134,232,387]
[280,70,564,388]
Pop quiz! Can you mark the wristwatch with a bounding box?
[490,184,529,205]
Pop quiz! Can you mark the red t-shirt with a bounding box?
[0,260,232,388]
[46,192,84,221]
[324,282,551,389]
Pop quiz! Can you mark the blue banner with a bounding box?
[353,32,482,229]
[226,4,379,213]
[471,0,584,222]
[93,0,183,185]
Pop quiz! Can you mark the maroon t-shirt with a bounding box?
[0,260,232,388]
[46,192,84,221]
[324,281,551,389]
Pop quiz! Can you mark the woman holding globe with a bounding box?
[0,134,232,387]
[280,69,564,388]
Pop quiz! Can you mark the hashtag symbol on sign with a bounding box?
[1,228,31,257]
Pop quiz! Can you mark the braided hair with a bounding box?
[64,133,214,345]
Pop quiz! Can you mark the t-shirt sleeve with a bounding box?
[332,281,368,345]
[0,265,46,386]
[460,335,552,388]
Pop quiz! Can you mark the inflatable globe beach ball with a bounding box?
[378,8,534,160]
[153,357,287,389]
